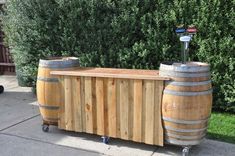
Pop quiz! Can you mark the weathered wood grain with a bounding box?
[56,74,164,146]
[96,77,105,135]
[107,78,117,137]
[144,80,155,144]
[72,77,82,132]
[133,80,143,142]
[64,76,74,131]
[84,77,93,133]
[51,67,169,80]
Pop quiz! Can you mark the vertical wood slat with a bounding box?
[144,80,155,144]
[84,77,93,133]
[72,77,83,132]
[64,76,74,131]
[80,77,86,131]
[0,29,15,74]
[96,78,105,135]
[58,76,164,146]
[2,45,6,63]
[154,81,164,146]
[141,80,146,142]
[128,80,134,140]
[116,79,121,138]
[92,78,97,134]
[119,79,129,140]
[58,76,65,129]
[107,78,117,137]
[133,80,143,142]
[103,78,109,135]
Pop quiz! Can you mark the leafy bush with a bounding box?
[2,0,235,112]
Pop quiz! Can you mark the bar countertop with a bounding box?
[51,67,169,80]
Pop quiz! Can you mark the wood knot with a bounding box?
[86,104,90,110]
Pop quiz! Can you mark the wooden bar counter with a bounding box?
[51,67,169,146]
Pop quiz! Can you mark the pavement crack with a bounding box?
[0,114,40,131]
[150,147,158,156]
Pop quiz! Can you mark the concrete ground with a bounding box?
[0,75,235,156]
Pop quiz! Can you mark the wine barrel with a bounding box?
[37,57,79,125]
[159,62,212,146]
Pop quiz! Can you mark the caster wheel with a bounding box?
[0,86,4,94]
[42,124,49,132]
[182,146,190,156]
[101,136,109,144]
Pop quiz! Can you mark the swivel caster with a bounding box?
[182,146,191,156]
[42,124,49,132]
[0,85,4,94]
[101,136,109,144]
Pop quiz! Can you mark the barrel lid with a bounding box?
[160,62,210,73]
[39,57,79,68]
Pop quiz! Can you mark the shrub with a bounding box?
[2,0,235,112]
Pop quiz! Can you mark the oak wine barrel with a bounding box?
[37,57,79,125]
[160,62,212,146]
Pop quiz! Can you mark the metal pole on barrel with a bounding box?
[175,25,186,63]
[180,35,191,64]
[176,26,197,64]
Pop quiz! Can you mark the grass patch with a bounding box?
[207,112,235,144]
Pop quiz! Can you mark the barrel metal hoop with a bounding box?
[165,138,204,146]
[165,80,211,87]
[164,126,208,133]
[165,132,206,140]
[39,58,78,65]
[163,89,213,96]
[162,116,209,124]
[39,62,79,69]
[159,70,210,78]
[37,77,59,83]
[38,103,60,110]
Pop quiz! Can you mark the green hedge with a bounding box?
[2,0,235,112]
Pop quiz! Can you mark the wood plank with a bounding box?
[51,68,169,81]
[141,80,146,142]
[154,81,166,146]
[64,76,74,131]
[128,80,134,140]
[103,78,109,135]
[0,63,15,66]
[58,76,65,129]
[96,78,105,135]
[72,77,83,132]
[1,45,6,63]
[107,78,117,137]
[144,80,155,144]
[92,77,97,134]
[84,77,93,133]
[80,77,86,132]
[133,80,143,142]
[119,79,129,140]
[116,79,121,138]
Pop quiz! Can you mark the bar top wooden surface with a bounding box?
[51,67,169,80]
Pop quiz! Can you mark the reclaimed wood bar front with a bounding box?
[51,68,169,146]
